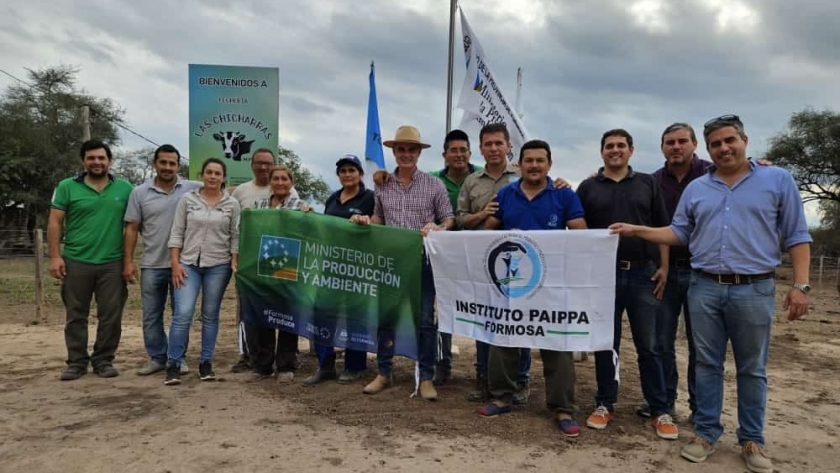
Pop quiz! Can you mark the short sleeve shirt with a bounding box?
[494,178,585,230]
[51,174,133,264]
[124,178,202,268]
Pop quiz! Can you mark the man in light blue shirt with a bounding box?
[609,115,811,473]
[124,144,201,376]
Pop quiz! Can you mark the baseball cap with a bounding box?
[335,154,363,172]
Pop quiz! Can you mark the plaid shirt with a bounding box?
[374,167,454,231]
[255,194,305,210]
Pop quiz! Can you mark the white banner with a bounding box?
[457,8,529,161]
[425,230,618,352]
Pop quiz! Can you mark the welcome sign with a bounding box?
[425,230,618,352]
[188,64,279,186]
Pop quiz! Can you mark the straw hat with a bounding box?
[383,125,431,149]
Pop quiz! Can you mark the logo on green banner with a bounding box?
[258,235,301,281]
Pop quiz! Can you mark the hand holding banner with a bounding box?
[425,229,618,352]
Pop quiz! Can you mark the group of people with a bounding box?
[48,114,811,473]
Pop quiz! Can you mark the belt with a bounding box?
[671,258,690,268]
[699,271,775,285]
[617,260,647,271]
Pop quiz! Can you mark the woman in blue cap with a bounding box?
[303,154,375,385]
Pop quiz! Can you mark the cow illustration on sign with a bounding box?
[213,131,255,161]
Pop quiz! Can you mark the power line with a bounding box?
[0,67,179,156]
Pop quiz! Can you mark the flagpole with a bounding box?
[516,67,524,122]
[445,0,458,133]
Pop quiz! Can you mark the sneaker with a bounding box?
[652,414,679,440]
[681,436,715,463]
[337,371,364,384]
[741,441,774,473]
[466,378,489,402]
[164,365,182,386]
[277,371,295,383]
[251,371,274,382]
[363,375,392,394]
[180,363,190,375]
[198,362,216,381]
[476,402,511,417]
[557,416,581,438]
[59,365,87,381]
[512,382,530,405]
[419,380,438,401]
[137,360,165,376]
[94,364,119,378]
[302,368,337,386]
[586,405,613,430]
[230,355,251,373]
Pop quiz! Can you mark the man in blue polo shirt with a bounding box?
[610,115,811,473]
[479,139,587,438]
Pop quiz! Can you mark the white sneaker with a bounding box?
[180,363,190,375]
[277,371,294,383]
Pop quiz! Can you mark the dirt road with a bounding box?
[0,274,838,472]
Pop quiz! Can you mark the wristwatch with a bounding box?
[792,283,811,294]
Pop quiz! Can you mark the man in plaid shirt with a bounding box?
[351,125,454,401]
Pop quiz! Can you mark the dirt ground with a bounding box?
[0,263,838,473]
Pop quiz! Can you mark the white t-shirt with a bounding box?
[232,180,299,209]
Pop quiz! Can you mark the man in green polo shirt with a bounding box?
[427,129,482,385]
[429,129,483,215]
[48,140,134,381]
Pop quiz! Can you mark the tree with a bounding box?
[277,146,331,203]
[0,66,123,230]
[111,147,156,186]
[765,108,840,206]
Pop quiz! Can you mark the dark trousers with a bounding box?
[252,327,298,375]
[488,345,576,414]
[62,259,127,369]
[594,263,668,415]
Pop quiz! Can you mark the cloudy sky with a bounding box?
[2,0,838,222]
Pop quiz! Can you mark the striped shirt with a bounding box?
[255,193,305,210]
[374,167,454,231]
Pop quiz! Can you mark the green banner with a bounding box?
[188,64,279,186]
[236,210,423,359]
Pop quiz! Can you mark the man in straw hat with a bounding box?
[350,125,455,401]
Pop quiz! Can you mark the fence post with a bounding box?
[34,229,45,323]
[818,256,825,285]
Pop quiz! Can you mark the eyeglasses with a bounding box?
[703,114,742,130]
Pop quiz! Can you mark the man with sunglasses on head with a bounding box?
[610,115,811,473]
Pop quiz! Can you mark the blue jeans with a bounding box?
[315,343,367,372]
[475,341,531,384]
[377,255,437,381]
[594,263,668,415]
[689,272,774,446]
[167,263,232,367]
[657,264,696,412]
[141,268,174,364]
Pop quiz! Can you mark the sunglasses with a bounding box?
[704,114,742,130]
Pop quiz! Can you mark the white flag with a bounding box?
[457,8,529,161]
[425,230,618,352]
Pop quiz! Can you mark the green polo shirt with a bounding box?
[51,173,133,264]
[429,163,483,211]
